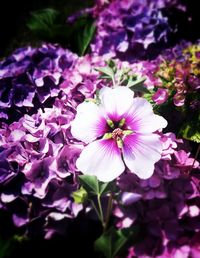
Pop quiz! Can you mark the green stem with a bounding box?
[111,75,116,88]
[97,194,105,229]
[91,200,102,223]
[104,193,113,233]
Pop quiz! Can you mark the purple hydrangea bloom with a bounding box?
[0,44,77,123]
[115,133,200,257]
[90,0,184,61]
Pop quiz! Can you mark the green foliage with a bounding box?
[94,228,134,258]
[179,120,200,143]
[0,235,27,258]
[96,67,115,81]
[0,237,12,258]
[72,186,88,204]
[79,175,112,196]
[77,20,96,56]
[27,8,96,55]
[127,77,150,93]
[27,8,62,39]
[96,60,149,93]
[179,92,200,143]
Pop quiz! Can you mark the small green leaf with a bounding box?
[95,67,115,81]
[179,120,200,143]
[72,187,88,204]
[79,175,99,195]
[94,228,133,258]
[99,182,113,195]
[127,77,150,93]
[79,175,113,196]
[106,59,116,69]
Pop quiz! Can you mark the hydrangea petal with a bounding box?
[76,139,125,182]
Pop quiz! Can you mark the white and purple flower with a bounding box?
[71,86,167,182]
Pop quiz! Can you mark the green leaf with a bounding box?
[95,67,115,81]
[0,235,27,258]
[27,8,60,38]
[99,182,113,195]
[106,59,116,69]
[127,77,150,93]
[179,120,200,143]
[78,20,96,56]
[0,238,12,258]
[94,228,133,258]
[79,175,99,195]
[79,175,113,196]
[72,187,88,204]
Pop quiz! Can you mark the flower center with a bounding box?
[103,118,133,148]
[112,128,124,141]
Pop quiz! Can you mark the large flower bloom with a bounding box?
[71,87,167,182]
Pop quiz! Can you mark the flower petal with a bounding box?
[122,134,163,179]
[99,86,134,120]
[71,101,107,144]
[76,139,125,182]
[125,97,167,133]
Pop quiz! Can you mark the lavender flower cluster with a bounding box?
[91,0,185,61]
[0,52,107,238]
[116,133,200,257]
[0,44,77,123]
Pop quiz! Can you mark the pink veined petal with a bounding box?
[76,139,125,182]
[71,101,107,144]
[122,134,163,179]
[125,97,167,133]
[99,86,134,120]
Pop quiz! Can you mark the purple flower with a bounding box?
[152,88,169,104]
[71,86,167,181]
[22,157,57,198]
[0,44,77,122]
[89,0,183,61]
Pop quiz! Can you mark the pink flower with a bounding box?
[71,87,167,182]
[152,88,169,105]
